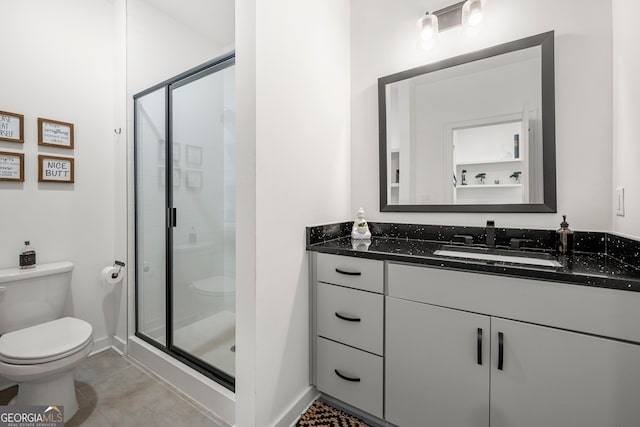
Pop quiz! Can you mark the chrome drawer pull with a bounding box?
[334,369,361,382]
[335,312,362,322]
[335,268,362,276]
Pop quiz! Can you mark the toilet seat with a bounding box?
[0,317,93,365]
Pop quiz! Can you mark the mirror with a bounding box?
[379,31,556,212]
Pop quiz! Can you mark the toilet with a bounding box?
[189,275,235,317]
[0,262,93,422]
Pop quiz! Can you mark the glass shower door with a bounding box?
[135,54,235,390]
[170,64,235,379]
[135,87,167,346]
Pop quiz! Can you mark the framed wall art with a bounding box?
[0,151,24,181]
[186,145,202,166]
[0,111,24,143]
[38,155,74,183]
[185,170,202,189]
[38,118,74,149]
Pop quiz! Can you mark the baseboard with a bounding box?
[271,386,319,427]
[111,335,127,355]
[320,395,389,427]
[90,336,112,355]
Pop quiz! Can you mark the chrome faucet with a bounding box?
[486,220,496,248]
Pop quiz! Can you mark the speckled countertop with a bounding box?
[306,222,640,292]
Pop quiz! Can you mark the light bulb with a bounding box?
[462,0,484,37]
[421,26,435,40]
[468,1,482,26]
[417,13,439,41]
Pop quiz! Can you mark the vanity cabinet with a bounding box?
[386,297,490,427]
[311,253,384,418]
[386,263,640,427]
[310,254,640,426]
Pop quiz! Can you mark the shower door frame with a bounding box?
[133,52,235,392]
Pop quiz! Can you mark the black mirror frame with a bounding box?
[378,31,556,213]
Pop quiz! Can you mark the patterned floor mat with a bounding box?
[295,400,373,427]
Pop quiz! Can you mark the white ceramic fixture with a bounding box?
[190,275,236,317]
[0,262,93,422]
[434,249,562,267]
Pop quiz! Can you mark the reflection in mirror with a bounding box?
[379,32,556,212]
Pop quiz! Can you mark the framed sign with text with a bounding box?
[38,155,74,183]
[0,151,24,181]
[0,111,24,143]
[38,118,74,149]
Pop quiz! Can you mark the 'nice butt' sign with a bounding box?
[38,155,74,183]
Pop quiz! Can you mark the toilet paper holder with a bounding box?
[112,260,126,279]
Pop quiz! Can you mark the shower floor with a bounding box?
[173,311,235,377]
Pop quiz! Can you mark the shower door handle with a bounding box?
[168,208,177,228]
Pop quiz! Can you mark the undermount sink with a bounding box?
[434,245,562,268]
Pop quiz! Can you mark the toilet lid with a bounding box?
[191,276,235,296]
[0,317,93,365]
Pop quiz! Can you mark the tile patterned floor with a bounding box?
[0,349,226,427]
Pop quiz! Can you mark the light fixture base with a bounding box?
[433,1,466,32]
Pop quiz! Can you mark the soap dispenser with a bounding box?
[556,215,574,255]
[19,241,36,269]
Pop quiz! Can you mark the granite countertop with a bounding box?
[306,222,640,292]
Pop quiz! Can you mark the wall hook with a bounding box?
[114,128,122,135]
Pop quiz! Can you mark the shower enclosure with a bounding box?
[134,54,235,390]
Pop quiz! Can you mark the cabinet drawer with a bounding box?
[316,337,383,418]
[388,262,640,344]
[316,253,383,293]
[317,282,383,355]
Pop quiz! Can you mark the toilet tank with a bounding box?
[0,262,73,335]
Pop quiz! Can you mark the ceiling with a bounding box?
[143,0,235,47]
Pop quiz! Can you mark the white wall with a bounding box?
[235,1,257,425]
[126,0,234,95]
[113,0,129,355]
[235,0,352,425]
[0,0,117,351]
[351,0,613,231]
[612,0,640,239]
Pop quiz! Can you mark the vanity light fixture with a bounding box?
[416,12,439,50]
[462,0,484,36]
[417,0,485,50]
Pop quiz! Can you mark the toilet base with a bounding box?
[14,371,79,422]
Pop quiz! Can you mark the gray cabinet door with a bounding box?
[490,318,640,427]
[386,297,491,427]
